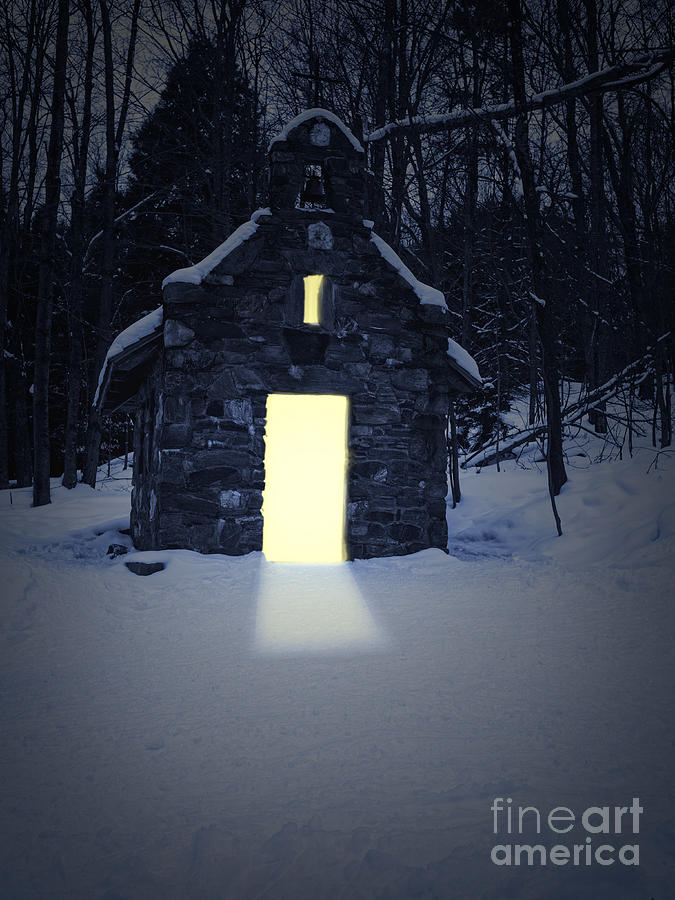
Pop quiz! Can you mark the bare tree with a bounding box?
[63,0,97,488]
[0,0,53,488]
[82,0,141,487]
[33,0,69,506]
[506,0,566,527]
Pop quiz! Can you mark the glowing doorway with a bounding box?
[262,393,349,563]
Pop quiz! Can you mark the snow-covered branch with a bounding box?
[561,349,657,421]
[366,50,675,143]
[82,191,159,270]
[158,245,195,264]
[463,422,547,469]
[462,348,658,469]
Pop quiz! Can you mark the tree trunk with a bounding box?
[368,0,395,229]
[528,306,538,425]
[83,0,140,487]
[0,256,8,489]
[0,3,40,489]
[448,400,461,507]
[461,30,481,348]
[559,0,598,428]
[10,359,32,487]
[409,130,439,284]
[602,102,643,352]
[63,0,95,489]
[32,0,69,506]
[582,0,608,432]
[63,245,86,488]
[507,0,567,497]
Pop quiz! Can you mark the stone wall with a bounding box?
[130,358,163,549]
[131,115,454,559]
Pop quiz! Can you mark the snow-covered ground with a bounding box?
[1,434,674,899]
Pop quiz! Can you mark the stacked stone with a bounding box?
[130,114,453,558]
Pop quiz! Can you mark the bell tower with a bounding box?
[267,109,366,221]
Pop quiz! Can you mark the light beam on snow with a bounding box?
[262,393,348,563]
[254,561,386,655]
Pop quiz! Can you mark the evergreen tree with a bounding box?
[120,37,263,316]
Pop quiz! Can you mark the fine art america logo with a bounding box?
[490,797,642,867]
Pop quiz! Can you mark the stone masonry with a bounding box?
[122,111,477,558]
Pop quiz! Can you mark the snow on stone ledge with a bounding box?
[161,208,272,288]
[268,109,365,154]
[448,337,481,385]
[364,224,481,384]
[368,228,447,309]
[93,306,163,406]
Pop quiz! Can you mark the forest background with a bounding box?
[1,0,673,511]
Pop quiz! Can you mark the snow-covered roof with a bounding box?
[448,337,481,386]
[162,208,272,288]
[93,306,164,407]
[268,109,365,154]
[364,223,481,387]
[368,227,447,309]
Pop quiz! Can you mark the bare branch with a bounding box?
[366,50,675,143]
[463,346,661,469]
[82,190,159,269]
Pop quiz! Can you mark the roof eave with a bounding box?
[96,328,163,414]
[448,357,483,394]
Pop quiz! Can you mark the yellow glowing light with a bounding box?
[262,393,349,563]
[303,274,323,324]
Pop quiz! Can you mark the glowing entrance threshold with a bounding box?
[262,393,348,563]
[258,394,386,654]
[254,561,387,655]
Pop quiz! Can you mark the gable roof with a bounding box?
[95,218,482,411]
[95,109,482,412]
[448,338,482,389]
[368,227,446,309]
[94,306,164,414]
[162,208,271,289]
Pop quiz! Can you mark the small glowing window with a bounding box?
[303,274,323,325]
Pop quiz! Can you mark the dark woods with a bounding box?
[1,0,673,507]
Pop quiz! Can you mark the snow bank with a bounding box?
[268,108,365,153]
[451,391,675,568]
[1,444,674,897]
[93,306,163,406]
[449,454,675,566]
[161,208,272,288]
